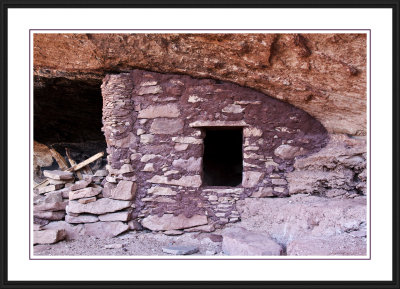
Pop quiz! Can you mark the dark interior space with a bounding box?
[34,76,104,144]
[34,76,107,166]
[202,128,243,187]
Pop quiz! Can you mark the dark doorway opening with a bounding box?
[202,128,243,187]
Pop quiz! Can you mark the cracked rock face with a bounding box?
[34,33,367,136]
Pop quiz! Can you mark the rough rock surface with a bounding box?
[42,221,85,241]
[287,134,367,197]
[222,227,283,256]
[228,195,367,255]
[34,33,366,135]
[286,235,366,256]
[33,229,66,245]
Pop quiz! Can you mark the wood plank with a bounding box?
[33,151,105,189]
[65,148,82,180]
[72,152,104,172]
[49,147,69,170]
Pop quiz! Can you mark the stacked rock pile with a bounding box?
[33,169,112,244]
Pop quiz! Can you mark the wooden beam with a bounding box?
[33,151,105,189]
[65,148,83,180]
[72,152,104,172]
[49,147,69,170]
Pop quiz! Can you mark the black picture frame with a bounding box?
[1,0,399,288]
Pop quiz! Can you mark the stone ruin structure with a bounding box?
[33,34,367,253]
[96,69,328,231]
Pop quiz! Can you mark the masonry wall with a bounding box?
[101,69,328,231]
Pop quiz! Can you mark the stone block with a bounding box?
[69,179,92,191]
[142,214,208,231]
[138,104,180,118]
[250,187,274,198]
[108,180,137,200]
[83,221,129,238]
[147,186,177,196]
[222,104,244,113]
[174,143,189,151]
[172,137,202,144]
[78,197,97,204]
[34,200,68,212]
[150,119,184,134]
[140,134,154,144]
[148,175,202,187]
[43,170,74,180]
[37,184,64,195]
[67,198,132,215]
[274,144,305,159]
[42,221,85,241]
[33,229,66,245]
[137,85,162,95]
[242,171,263,188]
[99,210,132,222]
[172,157,202,172]
[65,214,99,224]
[69,187,102,200]
[33,211,66,221]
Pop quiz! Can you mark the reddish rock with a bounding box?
[34,33,367,135]
[107,180,137,201]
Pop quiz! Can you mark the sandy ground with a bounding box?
[34,195,367,257]
[34,230,224,257]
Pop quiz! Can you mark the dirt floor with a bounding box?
[34,195,367,257]
[34,230,224,257]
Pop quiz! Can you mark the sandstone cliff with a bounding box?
[34,33,367,136]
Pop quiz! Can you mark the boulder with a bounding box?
[141,214,208,231]
[42,221,85,240]
[222,227,283,256]
[33,229,66,245]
